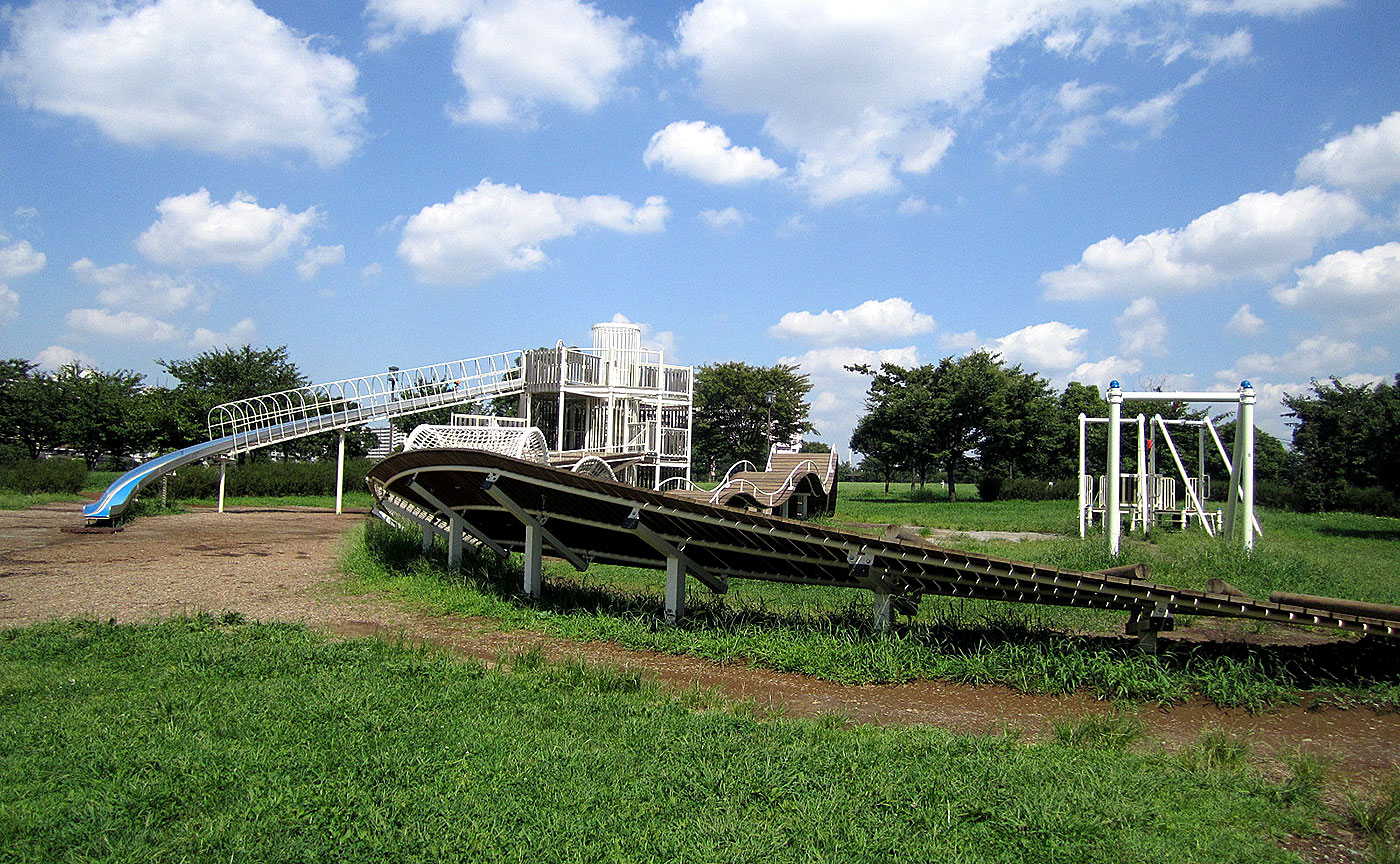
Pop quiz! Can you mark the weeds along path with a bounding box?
[3,503,1397,782]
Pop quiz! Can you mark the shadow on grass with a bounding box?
[363,519,1400,701]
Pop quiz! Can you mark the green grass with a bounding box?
[171,491,376,510]
[837,482,1075,533]
[0,617,1326,863]
[0,491,86,510]
[342,521,1400,711]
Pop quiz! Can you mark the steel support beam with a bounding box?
[409,481,507,559]
[623,508,726,594]
[665,554,685,624]
[480,473,590,574]
[335,430,346,515]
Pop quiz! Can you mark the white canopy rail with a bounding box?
[403,424,550,463]
[208,351,526,454]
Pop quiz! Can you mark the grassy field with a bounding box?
[0,617,1330,863]
[339,478,1400,711]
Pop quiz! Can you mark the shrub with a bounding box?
[161,458,378,499]
[0,458,87,493]
[979,475,1076,502]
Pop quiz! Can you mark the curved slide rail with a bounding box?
[367,449,1400,640]
[673,450,839,516]
[85,351,530,521]
[82,435,240,520]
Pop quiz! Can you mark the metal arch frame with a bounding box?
[403,424,550,463]
[567,454,618,482]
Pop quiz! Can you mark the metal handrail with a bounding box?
[208,351,526,454]
[655,476,701,492]
[708,457,820,506]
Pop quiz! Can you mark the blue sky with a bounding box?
[1,0,1397,453]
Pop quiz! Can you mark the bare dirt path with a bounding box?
[3,502,1397,786]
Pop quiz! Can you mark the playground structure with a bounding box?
[367,447,1400,649]
[83,323,693,521]
[1079,382,1260,556]
[661,447,839,519]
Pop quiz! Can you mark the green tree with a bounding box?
[848,362,938,491]
[1283,374,1400,510]
[159,345,308,458]
[1051,381,1108,479]
[692,362,815,478]
[1,359,65,460]
[53,364,151,469]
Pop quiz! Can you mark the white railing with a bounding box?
[208,351,525,454]
[708,458,820,507]
[451,413,528,428]
[402,424,549,463]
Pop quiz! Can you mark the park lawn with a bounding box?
[342,518,1400,711]
[0,617,1325,864]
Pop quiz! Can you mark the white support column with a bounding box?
[1135,414,1148,533]
[447,513,464,571]
[1239,381,1256,553]
[664,555,686,624]
[421,525,433,554]
[1156,416,1213,536]
[523,524,543,599]
[1107,381,1123,556]
[1224,399,1244,540]
[335,430,346,515]
[217,460,227,513]
[1077,413,1087,539]
[872,582,894,631]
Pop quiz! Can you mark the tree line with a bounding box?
[842,350,1400,516]
[0,346,374,469]
[3,343,1396,516]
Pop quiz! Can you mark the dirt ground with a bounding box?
[3,501,1397,791]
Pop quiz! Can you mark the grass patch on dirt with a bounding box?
[0,617,1326,863]
[341,521,1400,711]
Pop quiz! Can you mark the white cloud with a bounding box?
[397,179,668,285]
[769,297,935,345]
[65,307,177,343]
[938,329,980,352]
[1217,333,1386,382]
[1042,187,1364,299]
[1069,355,1142,385]
[897,197,929,215]
[988,320,1088,371]
[1272,242,1400,327]
[34,344,96,370]
[137,189,320,271]
[1186,0,1343,18]
[449,0,640,127]
[70,258,205,315]
[366,0,477,48]
[0,0,365,167]
[1297,111,1400,197]
[1226,303,1266,337]
[782,345,921,451]
[1115,297,1168,356]
[189,317,257,350]
[0,237,46,279]
[677,1,1006,204]
[360,262,384,279]
[296,245,346,281]
[0,285,17,327]
[699,207,746,229]
[644,121,783,185]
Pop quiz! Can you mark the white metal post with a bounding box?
[1136,414,1148,533]
[873,583,894,631]
[523,523,543,599]
[335,430,346,515]
[447,514,463,570]
[1240,382,1256,552]
[217,460,227,513]
[1107,381,1123,555]
[1077,413,1087,539]
[664,555,686,623]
